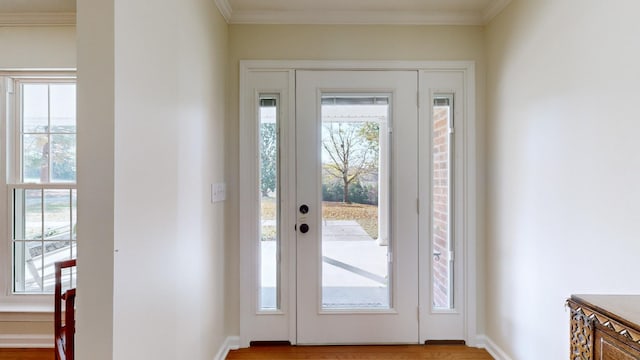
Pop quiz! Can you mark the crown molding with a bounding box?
[216,0,512,26]
[483,0,512,23]
[214,0,232,22]
[227,9,485,26]
[0,12,75,26]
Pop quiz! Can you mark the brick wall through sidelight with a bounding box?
[432,104,451,309]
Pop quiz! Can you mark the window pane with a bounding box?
[22,134,49,183]
[14,241,43,292]
[321,95,390,310]
[13,189,43,240]
[22,84,48,133]
[43,240,72,292]
[12,187,76,293]
[50,134,76,182]
[432,95,454,310]
[44,189,72,240]
[50,84,76,133]
[259,96,279,311]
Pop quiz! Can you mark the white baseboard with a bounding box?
[476,335,513,360]
[214,336,240,360]
[0,334,53,348]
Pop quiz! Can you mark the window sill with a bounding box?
[0,297,54,321]
[0,308,53,323]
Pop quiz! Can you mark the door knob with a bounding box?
[299,224,309,233]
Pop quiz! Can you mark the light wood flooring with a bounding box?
[0,345,494,359]
[226,345,494,359]
[0,348,53,360]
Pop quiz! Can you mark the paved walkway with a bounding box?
[261,220,390,309]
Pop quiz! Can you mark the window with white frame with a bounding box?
[4,76,77,294]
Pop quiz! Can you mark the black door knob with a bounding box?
[299,204,309,214]
[299,224,309,233]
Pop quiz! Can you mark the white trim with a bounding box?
[239,69,296,347]
[476,335,513,360]
[418,68,476,342]
[228,10,483,26]
[240,60,478,346]
[0,13,75,26]
[213,0,232,23]
[241,60,476,72]
[0,73,77,311]
[0,295,56,313]
[213,336,240,360]
[218,0,512,25]
[464,62,478,347]
[483,0,512,23]
[0,71,76,76]
[0,334,53,348]
[0,310,52,322]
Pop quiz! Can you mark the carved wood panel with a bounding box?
[568,296,640,360]
[569,302,593,360]
[596,331,639,360]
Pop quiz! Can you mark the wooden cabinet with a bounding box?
[567,295,640,360]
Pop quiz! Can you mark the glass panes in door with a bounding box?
[320,95,391,310]
[432,95,454,310]
[259,96,280,311]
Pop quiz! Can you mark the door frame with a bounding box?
[239,60,478,348]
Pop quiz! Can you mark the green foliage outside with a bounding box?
[23,129,76,182]
[260,123,277,197]
[322,181,377,205]
[322,121,379,204]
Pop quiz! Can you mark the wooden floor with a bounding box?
[0,348,53,360]
[0,345,494,359]
[226,345,494,359]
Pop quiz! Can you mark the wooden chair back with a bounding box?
[54,259,76,360]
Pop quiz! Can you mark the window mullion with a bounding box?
[47,84,52,183]
[40,188,45,292]
[14,81,21,184]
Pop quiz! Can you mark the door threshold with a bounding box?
[249,341,292,347]
[424,340,466,345]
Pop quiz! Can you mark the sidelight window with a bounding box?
[259,95,280,311]
[431,94,454,310]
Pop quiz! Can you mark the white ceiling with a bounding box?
[215,0,512,25]
[0,0,510,26]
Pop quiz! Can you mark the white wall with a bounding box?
[485,0,640,358]
[78,0,229,358]
[0,26,76,68]
[226,24,487,337]
[76,0,114,357]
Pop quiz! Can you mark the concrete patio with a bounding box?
[261,220,390,309]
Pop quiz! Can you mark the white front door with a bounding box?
[240,62,475,348]
[295,70,419,344]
